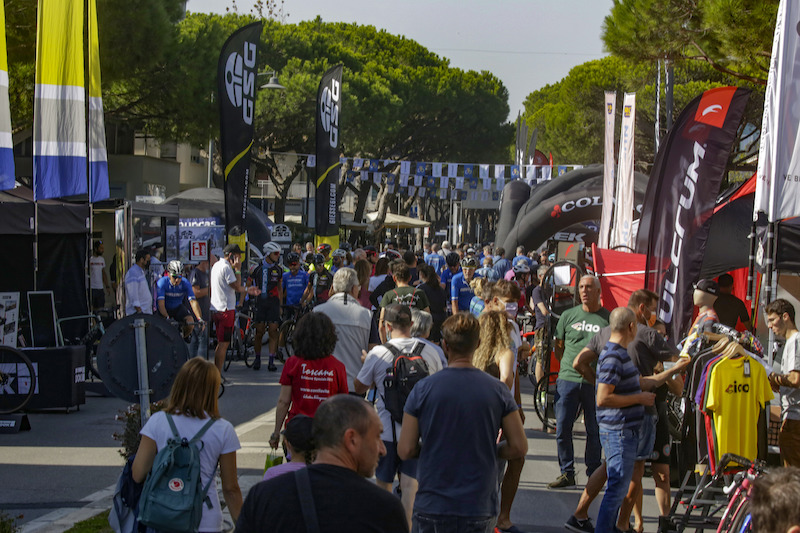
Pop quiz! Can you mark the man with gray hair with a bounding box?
[549,275,610,489]
[410,308,447,367]
[314,268,376,390]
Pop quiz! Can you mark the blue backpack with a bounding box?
[138,414,216,533]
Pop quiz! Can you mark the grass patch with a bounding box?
[63,510,112,533]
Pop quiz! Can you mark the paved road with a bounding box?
[0,358,664,533]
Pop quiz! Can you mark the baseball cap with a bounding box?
[282,414,314,453]
[223,243,243,255]
[694,279,719,295]
[383,304,412,327]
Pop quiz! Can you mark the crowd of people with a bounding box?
[121,236,800,533]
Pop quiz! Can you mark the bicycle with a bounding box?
[225,305,255,371]
[58,306,117,381]
[0,346,36,414]
[276,304,311,362]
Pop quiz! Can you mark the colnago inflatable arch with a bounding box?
[498,165,649,254]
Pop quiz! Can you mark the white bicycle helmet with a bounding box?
[263,241,282,255]
[513,262,530,274]
[332,248,347,258]
[166,260,183,277]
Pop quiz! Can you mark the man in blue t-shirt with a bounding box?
[493,247,512,279]
[282,252,309,309]
[425,243,445,273]
[156,260,203,340]
[594,307,655,533]
[450,257,480,313]
[398,312,527,533]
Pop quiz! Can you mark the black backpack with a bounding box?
[382,341,429,433]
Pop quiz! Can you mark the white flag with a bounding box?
[353,157,363,169]
[306,155,316,168]
[483,177,491,190]
[400,161,411,174]
[611,92,636,249]
[455,177,464,190]
[419,187,426,198]
[400,174,409,187]
[432,162,442,177]
[373,172,382,184]
[479,164,489,178]
[496,177,504,191]
[599,91,616,249]
[448,163,458,177]
[440,176,448,189]
[494,165,505,179]
[755,0,800,222]
[414,175,423,187]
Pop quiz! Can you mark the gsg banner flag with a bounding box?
[218,21,261,243]
[315,64,343,245]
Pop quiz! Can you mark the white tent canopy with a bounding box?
[366,211,430,229]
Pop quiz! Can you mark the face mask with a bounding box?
[647,313,657,328]
[505,302,518,318]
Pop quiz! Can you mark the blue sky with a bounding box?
[188,0,613,120]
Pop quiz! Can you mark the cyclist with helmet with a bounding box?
[301,254,333,307]
[156,260,204,339]
[248,241,284,371]
[439,252,462,306]
[451,257,481,313]
[282,252,309,312]
[331,248,347,273]
[311,243,333,272]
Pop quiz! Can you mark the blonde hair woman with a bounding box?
[132,358,243,529]
[473,310,515,390]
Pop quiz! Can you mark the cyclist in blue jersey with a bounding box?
[282,252,309,309]
[439,252,461,311]
[450,256,481,313]
[156,260,204,339]
[248,242,284,371]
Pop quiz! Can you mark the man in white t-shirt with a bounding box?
[767,298,800,467]
[354,304,443,527]
[314,268,376,390]
[89,240,110,310]
[210,244,260,373]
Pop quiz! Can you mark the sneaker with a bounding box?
[267,363,278,372]
[565,515,595,533]
[547,472,576,489]
[253,356,261,370]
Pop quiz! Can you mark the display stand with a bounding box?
[0,414,31,433]
[22,346,86,411]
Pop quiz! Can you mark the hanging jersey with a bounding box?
[705,356,773,460]
[283,270,309,306]
[155,276,195,310]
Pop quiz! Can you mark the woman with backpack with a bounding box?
[418,264,447,343]
[132,358,242,531]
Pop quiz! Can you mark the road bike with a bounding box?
[225,304,255,371]
[276,304,312,362]
[0,346,36,414]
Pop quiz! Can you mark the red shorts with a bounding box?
[212,310,235,343]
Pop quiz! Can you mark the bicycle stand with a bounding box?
[0,413,31,433]
[659,465,730,532]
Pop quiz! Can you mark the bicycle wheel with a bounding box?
[241,325,253,368]
[728,500,751,533]
[534,372,558,430]
[718,492,747,533]
[0,346,36,414]
[82,328,103,380]
[277,320,295,362]
[539,260,584,319]
[225,329,243,371]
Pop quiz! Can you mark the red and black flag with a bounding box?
[635,87,750,341]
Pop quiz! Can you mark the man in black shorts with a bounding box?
[249,242,283,371]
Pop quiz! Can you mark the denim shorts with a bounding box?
[636,413,658,461]
[376,439,418,483]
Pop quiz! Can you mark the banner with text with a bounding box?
[599,91,616,248]
[611,92,635,249]
[314,64,343,248]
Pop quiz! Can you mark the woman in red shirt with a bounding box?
[269,312,348,449]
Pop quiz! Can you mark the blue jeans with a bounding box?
[597,427,639,533]
[555,379,602,476]
[412,513,495,533]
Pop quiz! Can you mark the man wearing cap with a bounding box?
[354,304,444,527]
[450,257,480,313]
[210,244,260,373]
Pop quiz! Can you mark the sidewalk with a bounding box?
[16,373,664,533]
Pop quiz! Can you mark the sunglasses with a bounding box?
[170,274,181,279]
